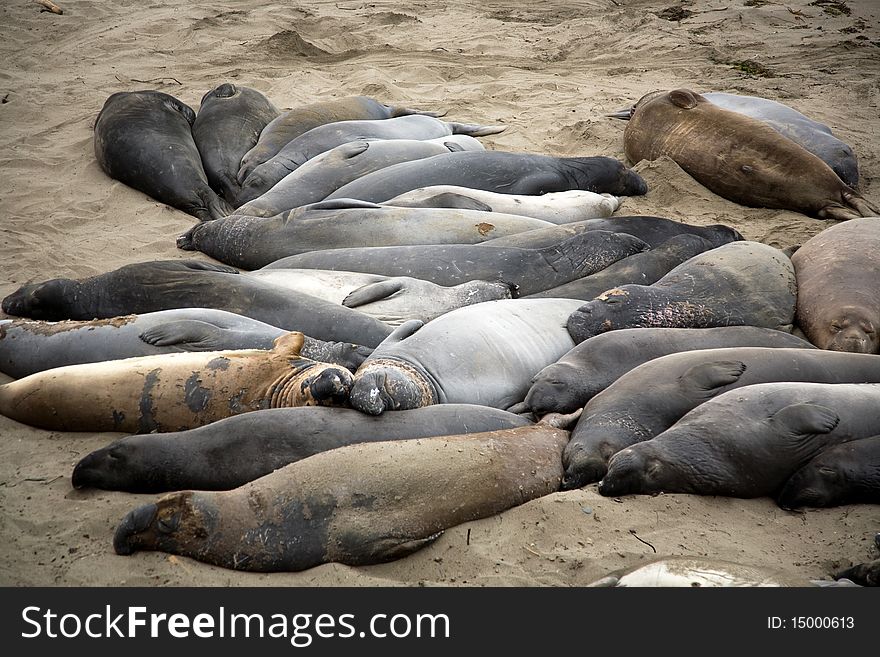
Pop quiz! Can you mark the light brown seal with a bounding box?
[112,413,576,571]
[0,333,352,433]
[623,89,878,220]
[792,217,880,353]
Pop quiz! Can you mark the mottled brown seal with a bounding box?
[0,333,352,433]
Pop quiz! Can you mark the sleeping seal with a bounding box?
[112,414,572,571]
[621,89,878,219]
[178,199,554,269]
[349,298,584,415]
[72,404,533,492]
[382,186,622,223]
[521,326,814,418]
[191,83,280,204]
[325,151,648,202]
[0,260,394,348]
[0,333,353,433]
[587,556,811,587]
[93,90,232,221]
[260,230,650,297]
[234,136,484,217]
[777,435,880,509]
[566,241,797,344]
[563,348,880,488]
[238,96,443,181]
[0,309,371,378]
[598,382,880,499]
[236,115,506,205]
[792,217,880,354]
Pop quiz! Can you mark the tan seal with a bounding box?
[623,89,879,220]
[0,332,352,433]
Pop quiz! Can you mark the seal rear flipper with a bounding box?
[842,190,880,218]
[338,140,371,159]
[347,531,444,565]
[139,320,225,350]
[305,198,385,211]
[679,360,747,398]
[193,189,233,222]
[343,280,406,308]
[446,122,508,137]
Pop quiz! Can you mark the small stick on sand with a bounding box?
[34,0,64,15]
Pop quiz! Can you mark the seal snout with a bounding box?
[176,225,201,250]
[308,367,354,406]
[349,372,389,416]
[561,456,609,491]
[113,502,158,555]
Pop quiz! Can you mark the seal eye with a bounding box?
[817,466,838,479]
[157,511,180,534]
[830,322,842,333]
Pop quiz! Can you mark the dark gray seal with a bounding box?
[72,404,533,493]
[480,215,742,250]
[777,435,880,509]
[0,309,371,378]
[521,326,814,418]
[349,298,584,415]
[260,230,650,297]
[835,558,880,587]
[792,217,880,354]
[234,136,483,217]
[325,151,648,202]
[563,348,880,489]
[566,241,797,343]
[236,116,506,205]
[0,260,393,348]
[610,91,860,187]
[526,234,717,300]
[191,83,280,205]
[112,416,571,571]
[178,199,553,270]
[598,382,880,498]
[238,96,443,182]
[93,90,232,221]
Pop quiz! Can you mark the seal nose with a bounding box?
[349,373,388,416]
[113,502,158,555]
[176,225,200,250]
[309,368,353,405]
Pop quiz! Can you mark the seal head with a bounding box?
[349,358,438,415]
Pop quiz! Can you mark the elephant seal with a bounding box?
[325,151,648,202]
[480,215,742,250]
[611,91,860,187]
[94,90,232,221]
[382,186,622,223]
[0,260,393,348]
[791,217,880,354]
[566,241,797,344]
[587,556,811,587]
[598,382,880,498]
[0,309,371,378]
[191,83,280,205]
[244,270,513,325]
[238,96,443,182]
[236,116,506,205]
[621,89,878,219]
[72,404,533,492]
[349,298,584,415]
[563,348,880,489]
[835,559,880,587]
[526,234,717,300]
[521,327,814,418]
[112,414,573,571]
[261,230,650,297]
[0,332,353,433]
[178,199,554,269]
[777,435,880,509]
[234,136,484,217]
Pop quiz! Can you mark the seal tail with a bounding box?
[446,122,508,137]
[843,190,880,218]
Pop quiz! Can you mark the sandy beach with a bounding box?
[1,0,878,586]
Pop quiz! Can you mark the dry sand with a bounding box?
[1,0,879,586]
